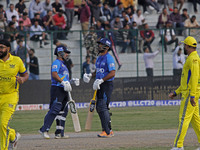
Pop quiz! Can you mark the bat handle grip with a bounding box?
[92,90,97,100]
[68,91,72,101]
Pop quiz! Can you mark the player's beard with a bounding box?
[184,47,187,55]
[0,50,8,59]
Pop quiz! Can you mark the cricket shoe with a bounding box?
[38,130,50,139]
[97,131,112,138]
[171,147,184,150]
[55,134,69,139]
[8,132,21,150]
[110,130,114,137]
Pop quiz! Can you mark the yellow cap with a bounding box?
[181,36,197,47]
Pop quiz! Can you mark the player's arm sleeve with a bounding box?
[107,55,116,71]
[18,58,27,74]
[189,58,199,98]
[51,60,60,73]
[175,86,182,96]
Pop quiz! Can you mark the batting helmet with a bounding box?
[97,38,112,50]
[54,45,71,56]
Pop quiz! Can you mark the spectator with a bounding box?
[84,26,98,59]
[133,9,145,26]
[129,21,139,53]
[6,4,19,23]
[156,8,170,29]
[143,47,159,77]
[0,12,7,31]
[181,8,189,23]
[138,0,148,14]
[90,57,96,73]
[95,20,105,38]
[15,40,27,63]
[121,0,137,12]
[29,0,44,19]
[173,44,185,76]
[126,7,134,22]
[43,10,57,39]
[16,20,29,40]
[112,2,124,18]
[31,13,44,28]
[121,11,131,27]
[82,55,91,76]
[110,15,123,30]
[104,0,118,9]
[89,1,101,26]
[192,0,200,13]
[158,0,173,12]
[53,9,66,40]
[28,48,39,80]
[62,0,74,30]
[15,0,26,17]
[42,0,52,17]
[0,4,6,16]
[140,23,155,53]
[184,15,199,36]
[100,2,112,23]
[19,12,32,29]
[53,39,67,47]
[145,0,160,13]
[162,21,179,52]
[120,24,135,53]
[30,20,49,48]
[6,21,19,43]
[173,0,184,12]
[63,55,74,79]
[78,0,91,37]
[11,15,18,28]
[52,0,62,14]
[169,7,184,35]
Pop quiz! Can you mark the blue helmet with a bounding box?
[54,45,71,55]
[97,38,112,50]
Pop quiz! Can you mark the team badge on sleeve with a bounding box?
[110,63,115,67]
[52,65,57,69]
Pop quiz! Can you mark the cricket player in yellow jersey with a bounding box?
[0,40,28,150]
[169,36,200,150]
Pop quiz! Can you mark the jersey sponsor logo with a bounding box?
[52,65,57,69]
[9,64,15,68]
[0,76,11,82]
[9,104,14,108]
[97,68,104,73]
[63,71,68,76]
[110,63,115,67]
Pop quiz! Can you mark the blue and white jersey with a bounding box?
[96,53,115,81]
[51,59,70,87]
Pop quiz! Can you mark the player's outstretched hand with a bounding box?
[168,92,176,99]
[93,79,104,90]
[61,81,72,92]
[190,97,196,107]
[83,73,92,83]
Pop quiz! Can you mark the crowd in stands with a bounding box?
[0,0,200,77]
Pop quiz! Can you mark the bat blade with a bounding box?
[85,91,97,130]
[85,100,95,130]
[68,95,81,132]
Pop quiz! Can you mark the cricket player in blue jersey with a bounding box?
[39,45,79,139]
[84,38,115,137]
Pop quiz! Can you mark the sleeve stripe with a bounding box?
[19,70,27,74]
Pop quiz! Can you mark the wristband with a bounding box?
[173,91,177,96]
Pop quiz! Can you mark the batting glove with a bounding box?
[83,73,92,83]
[93,79,104,90]
[61,81,72,92]
[70,78,80,86]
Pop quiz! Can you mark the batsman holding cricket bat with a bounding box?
[83,38,115,138]
[39,45,79,139]
[169,36,200,150]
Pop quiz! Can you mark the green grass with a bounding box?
[9,106,180,134]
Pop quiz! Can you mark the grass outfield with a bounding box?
[10,106,181,134]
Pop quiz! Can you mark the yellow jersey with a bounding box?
[0,54,26,94]
[175,51,200,98]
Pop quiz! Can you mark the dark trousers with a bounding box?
[146,68,153,77]
[173,69,182,76]
[193,0,200,12]
[164,38,178,52]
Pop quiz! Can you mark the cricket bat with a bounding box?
[68,91,81,132]
[85,90,97,130]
